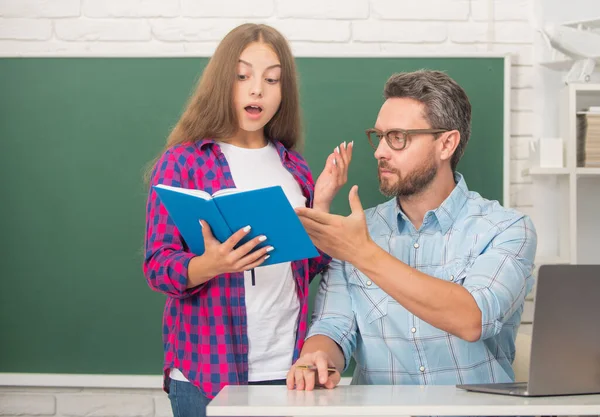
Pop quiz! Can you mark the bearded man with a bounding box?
[288,70,537,392]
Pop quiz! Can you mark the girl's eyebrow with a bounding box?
[238,59,281,70]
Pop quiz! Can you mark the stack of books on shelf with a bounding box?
[577,106,600,167]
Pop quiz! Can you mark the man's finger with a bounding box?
[294,368,306,391]
[348,185,364,214]
[298,217,329,244]
[296,207,337,225]
[323,372,340,389]
[303,368,316,391]
[286,366,296,390]
[315,358,331,386]
[324,380,336,389]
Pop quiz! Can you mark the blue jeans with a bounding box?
[168,378,286,417]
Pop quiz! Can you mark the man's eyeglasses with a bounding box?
[365,128,448,151]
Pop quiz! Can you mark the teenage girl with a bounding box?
[144,23,353,417]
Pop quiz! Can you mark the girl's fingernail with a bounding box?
[335,146,340,153]
[350,141,354,147]
[243,225,251,232]
[259,235,267,242]
[343,141,347,149]
[333,158,337,166]
[266,246,274,252]
[264,255,270,260]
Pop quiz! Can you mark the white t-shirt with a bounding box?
[170,141,306,383]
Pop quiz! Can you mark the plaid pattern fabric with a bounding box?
[143,138,330,398]
[308,173,537,386]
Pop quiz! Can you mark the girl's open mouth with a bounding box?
[245,105,263,115]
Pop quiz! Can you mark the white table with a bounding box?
[206,385,600,416]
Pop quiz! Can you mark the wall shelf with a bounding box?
[525,167,569,175]
[530,83,600,265]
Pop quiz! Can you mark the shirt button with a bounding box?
[411,327,416,333]
[419,366,425,372]
[450,275,455,281]
[413,242,420,249]
[366,280,372,286]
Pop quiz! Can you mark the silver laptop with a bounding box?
[457,264,600,397]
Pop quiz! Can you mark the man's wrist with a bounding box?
[352,240,380,271]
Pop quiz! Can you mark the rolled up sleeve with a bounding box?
[463,215,537,340]
[307,259,357,371]
[143,150,203,299]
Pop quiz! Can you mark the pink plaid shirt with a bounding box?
[143,138,330,398]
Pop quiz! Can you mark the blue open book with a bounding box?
[153,184,319,266]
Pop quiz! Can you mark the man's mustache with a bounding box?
[378,161,399,174]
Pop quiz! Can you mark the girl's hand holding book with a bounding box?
[186,221,273,288]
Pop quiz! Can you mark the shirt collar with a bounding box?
[433,172,469,234]
[194,138,289,158]
[271,139,290,160]
[194,137,217,150]
[394,172,469,234]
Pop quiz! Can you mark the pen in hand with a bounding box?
[295,364,338,374]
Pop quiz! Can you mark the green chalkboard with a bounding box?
[0,57,505,376]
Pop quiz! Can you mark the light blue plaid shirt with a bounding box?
[308,173,537,386]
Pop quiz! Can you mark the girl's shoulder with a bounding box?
[151,140,223,188]
[159,140,217,169]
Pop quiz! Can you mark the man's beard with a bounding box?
[378,157,438,198]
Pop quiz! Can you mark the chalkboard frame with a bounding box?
[0,53,511,387]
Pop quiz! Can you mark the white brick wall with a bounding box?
[370,0,470,21]
[182,0,273,17]
[272,19,352,42]
[0,392,56,415]
[0,17,52,40]
[0,0,536,414]
[471,0,531,21]
[461,0,534,45]
[55,18,152,41]
[150,18,243,42]
[277,0,369,19]
[83,0,179,18]
[353,20,447,43]
[0,387,163,417]
[0,0,80,17]
[58,393,154,417]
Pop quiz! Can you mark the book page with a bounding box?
[212,188,240,197]
[154,184,211,200]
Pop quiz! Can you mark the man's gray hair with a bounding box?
[383,70,472,171]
